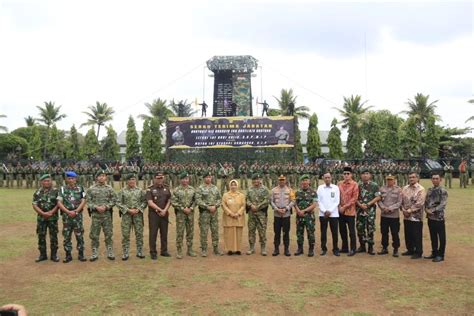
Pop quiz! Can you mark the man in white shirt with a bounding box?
[317,172,341,256]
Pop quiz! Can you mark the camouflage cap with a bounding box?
[299,174,310,181]
[179,172,189,179]
[251,173,261,180]
[203,171,212,178]
[360,167,370,174]
[95,169,106,178]
[39,174,51,181]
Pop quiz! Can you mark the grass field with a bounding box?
[0,179,473,315]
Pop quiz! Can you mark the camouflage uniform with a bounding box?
[295,187,317,252]
[33,187,59,259]
[356,181,381,249]
[57,184,86,256]
[171,184,196,258]
[86,183,116,260]
[195,183,222,255]
[246,185,270,255]
[116,185,146,259]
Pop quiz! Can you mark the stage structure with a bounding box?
[206,55,258,117]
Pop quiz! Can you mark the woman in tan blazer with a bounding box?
[222,179,246,255]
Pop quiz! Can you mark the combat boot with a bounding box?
[187,248,197,257]
[392,248,399,258]
[246,244,255,255]
[176,246,183,259]
[122,248,129,261]
[213,246,224,256]
[294,244,304,256]
[367,245,375,255]
[136,247,145,259]
[377,248,389,255]
[78,250,87,262]
[284,246,291,257]
[356,240,366,253]
[272,245,280,256]
[35,251,48,263]
[200,247,207,257]
[63,251,73,263]
[90,248,99,261]
[107,247,115,260]
[260,244,267,257]
[51,249,60,262]
[308,244,315,257]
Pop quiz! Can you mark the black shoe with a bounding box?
[294,247,304,256]
[410,254,422,259]
[35,253,48,263]
[348,250,356,256]
[367,246,375,255]
[78,251,87,262]
[356,246,366,253]
[161,252,171,257]
[136,253,146,259]
[272,248,279,256]
[235,251,241,255]
[424,254,436,260]
[122,256,129,261]
[51,252,60,262]
[320,250,327,256]
[107,255,115,261]
[308,245,315,257]
[89,257,98,262]
[340,249,349,254]
[284,248,291,257]
[333,250,340,257]
[393,249,399,257]
[150,254,158,260]
[432,256,444,262]
[377,248,389,255]
[227,251,233,255]
[63,253,73,263]
[401,250,414,256]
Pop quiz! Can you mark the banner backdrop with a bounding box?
[166,116,294,149]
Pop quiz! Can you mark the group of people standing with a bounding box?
[32,164,448,264]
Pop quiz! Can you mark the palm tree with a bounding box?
[0,114,7,132]
[24,115,36,127]
[273,88,310,119]
[333,95,372,129]
[81,101,115,140]
[403,93,440,127]
[138,98,174,125]
[36,101,66,158]
[466,99,474,123]
[169,99,198,117]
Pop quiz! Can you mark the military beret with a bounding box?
[95,169,106,178]
[65,171,77,178]
[386,174,395,180]
[360,168,370,174]
[39,174,51,181]
[179,172,189,179]
[278,174,286,180]
[203,171,212,178]
[343,166,352,173]
[251,173,261,180]
[299,174,310,181]
[126,174,137,180]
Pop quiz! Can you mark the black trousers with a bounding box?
[274,216,290,247]
[339,215,356,251]
[149,211,169,255]
[403,220,423,255]
[380,217,400,249]
[320,217,339,251]
[428,219,446,257]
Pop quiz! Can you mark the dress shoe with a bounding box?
[333,250,340,257]
[235,251,241,255]
[432,256,444,263]
[339,249,349,254]
[320,250,327,256]
[392,249,399,257]
[348,250,356,257]
[284,248,291,256]
[410,254,422,259]
[401,250,414,256]
[161,252,171,257]
[227,251,233,256]
[272,248,280,256]
[150,253,158,260]
[424,254,436,260]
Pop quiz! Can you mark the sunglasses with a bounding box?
[343,172,351,175]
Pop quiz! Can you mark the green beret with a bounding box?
[125,174,136,180]
[360,168,370,174]
[251,173,261,180]
[179,172,189,179]
[95,169,106,178]
[39,174,51,181]
[203,171,212,178]
[299,174,310,181]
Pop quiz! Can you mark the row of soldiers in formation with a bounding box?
[32,164,448,263]
[5,159,473,191]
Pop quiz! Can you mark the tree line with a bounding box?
[0,93,472,162]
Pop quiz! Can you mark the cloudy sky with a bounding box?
[0,0,472,137]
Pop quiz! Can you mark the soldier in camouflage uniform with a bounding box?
[54,163,64,187]
[356,168,381,255]
[246,174,270,256]
[0,163,5,187]
[15,162,23,188]
[238,162,249,190]
[5,163,13,188]
[86,170,116,261]
[294,174,317,257]
[116,174,146,260]
[25,163,34,189]
[171,172,197,259]
[196,172,224,257]
[57,171,87,263]
[32,174,60,262]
